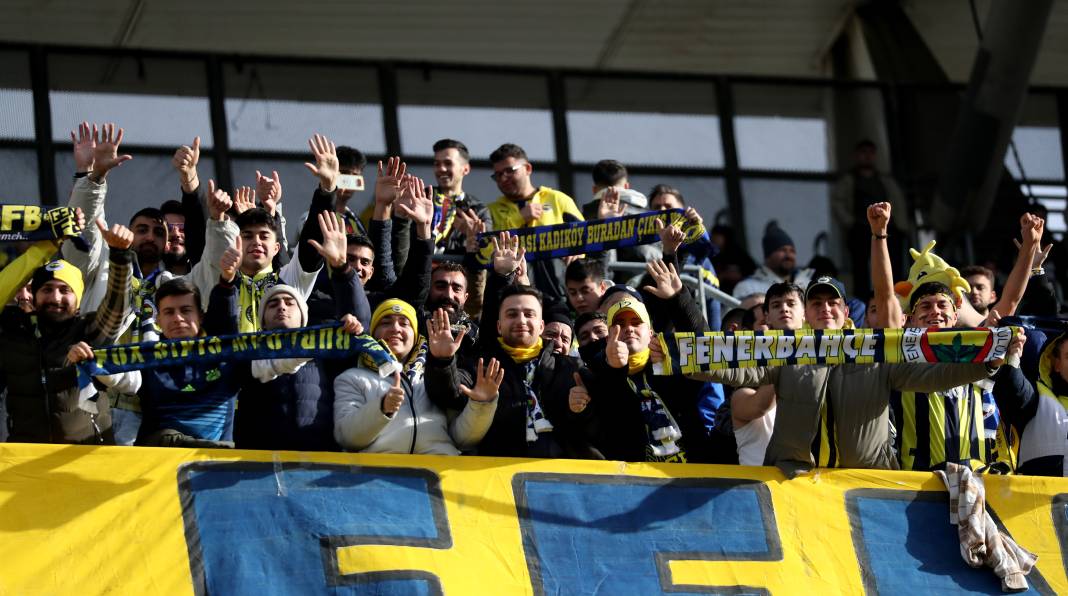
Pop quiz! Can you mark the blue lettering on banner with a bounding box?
[846,489,1052,595]
[178,462,449,596]
[513,473,781,595]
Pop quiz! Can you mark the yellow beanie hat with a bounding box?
[31,260,84,309]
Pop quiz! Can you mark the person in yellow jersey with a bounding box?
[488,143,583,303]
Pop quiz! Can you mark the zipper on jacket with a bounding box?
[401,375,417,454]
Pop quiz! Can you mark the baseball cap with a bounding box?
[804,276,846,302]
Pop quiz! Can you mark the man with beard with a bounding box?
[159,199,194,275]
[487,143,583,303]
[422,261,480,362]
[732,222,814,299]
[0,219,133,444]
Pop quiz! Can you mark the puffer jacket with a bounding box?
[333,364,496,455]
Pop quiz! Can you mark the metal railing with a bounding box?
[604,261,741,321]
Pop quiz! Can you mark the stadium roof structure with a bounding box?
[1,0,1067,85]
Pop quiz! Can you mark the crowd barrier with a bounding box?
[0,443,1066,594]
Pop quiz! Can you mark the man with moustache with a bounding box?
[428,139,492,255]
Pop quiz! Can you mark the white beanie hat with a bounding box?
[258,284,308,328]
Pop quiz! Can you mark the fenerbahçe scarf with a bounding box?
[474,208,703,265]
[653,327,1015,375]
[76,323,400,392]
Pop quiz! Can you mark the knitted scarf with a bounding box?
[237,269,281,333]
[627,368,685,461]
[498,337,553,442]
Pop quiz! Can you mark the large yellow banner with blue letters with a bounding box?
[1,443,1067,595]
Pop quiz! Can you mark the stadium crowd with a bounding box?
[2,120,1067,479]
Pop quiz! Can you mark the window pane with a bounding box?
[570,172,726,224]
[1005,93,1063,181]
[55,152,216,229]
[397,68,554,160]
[734,84,829,172]
[224,62,384,154]
[566,76,721,168]
[406,165,559,211]
[48,54,213,147]
[0,149,40,203]
[742,179,832,275]
[0,50,33,140]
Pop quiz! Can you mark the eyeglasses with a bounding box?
[490,164,524,181]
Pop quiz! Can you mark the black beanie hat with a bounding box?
[544,303,574,330]
[762,222,794,259]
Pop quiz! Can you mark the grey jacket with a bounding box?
[695,362,993,476]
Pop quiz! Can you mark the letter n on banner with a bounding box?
[513,473,782,595]
[178,462,450,595]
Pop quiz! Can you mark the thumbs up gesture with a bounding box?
[606,325,629,369]
[569,372,591,413]
[219,236,242,283]
[96,218,133,251]
[381,373,405,416]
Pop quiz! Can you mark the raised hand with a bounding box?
[256,169,282,216]
[374,156,407,208]
[490,231,524,276]
[655,218,685,255]
[867,201,891,236]
[307,212,347,268]
[207,179,233,221]
[381,373,405,416]
[982,307,1001,329]
[427,308,466,359]
[303,133,339,192]
[64,341,95,366]
[642,259,683,299]
[991,327,1027,368]
[463,217,486,254]
[460,358,504,403]
[520,201,544,225]
[682,206,703,230]
[395,176,434,240]
[96,218,133,251]
[91,122,132,180]
[219,236,242,283]
[70,122,96,173]
[233,186,256,215]
[597,187,625,219]
[606,325,629,369]
[339,313,364,335]
[172,136,201,192]
[648,334,666,363]
[568,372,591,413]
[515,253,530,285]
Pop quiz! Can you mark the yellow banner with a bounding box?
[0,443,1065,594]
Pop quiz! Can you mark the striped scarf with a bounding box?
[627,371,685,461]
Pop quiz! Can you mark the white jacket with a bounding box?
[333,365,496,455]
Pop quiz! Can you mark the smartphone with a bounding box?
[337,174,365,191]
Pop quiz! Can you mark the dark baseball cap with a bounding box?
[804,276,846,301]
